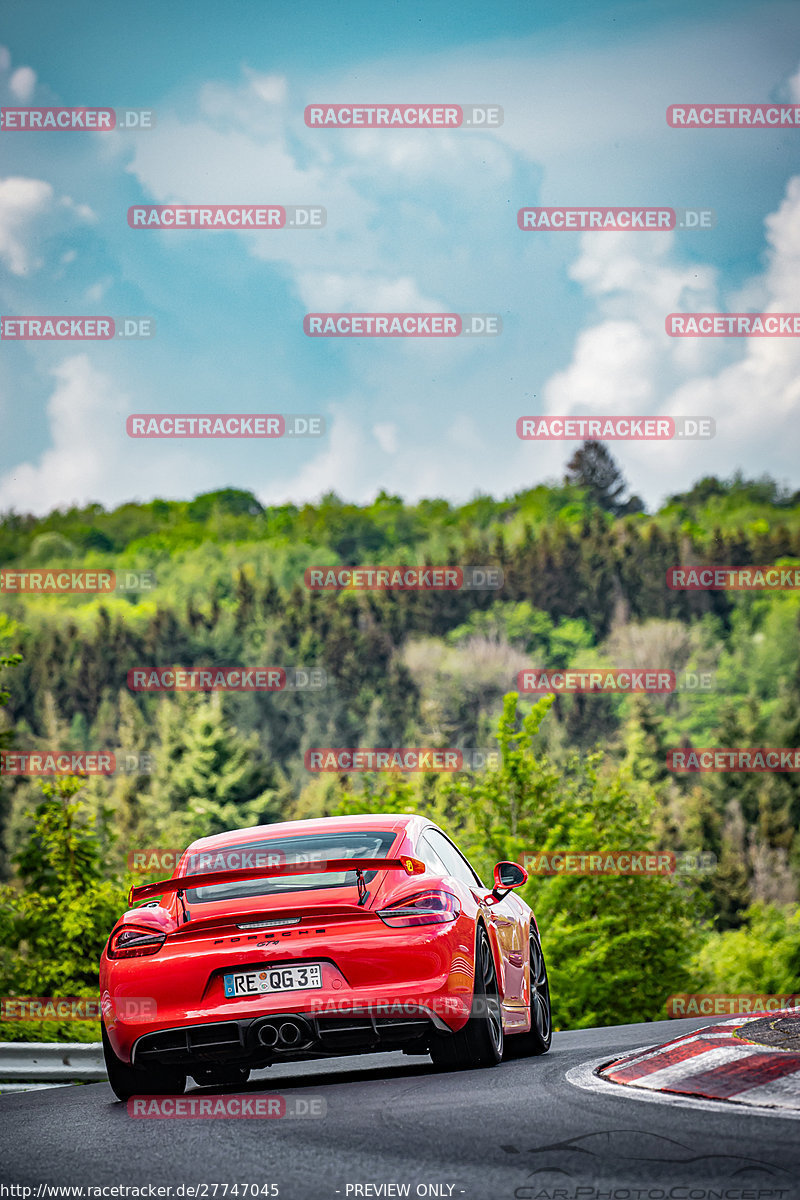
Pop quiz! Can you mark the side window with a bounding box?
[424,829,484,888]
[417,832,449,875]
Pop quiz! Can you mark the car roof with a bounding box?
[184,813,434,853]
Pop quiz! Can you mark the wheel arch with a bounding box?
[474,914,504,992]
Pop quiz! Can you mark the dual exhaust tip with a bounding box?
[257,1018,309,1050]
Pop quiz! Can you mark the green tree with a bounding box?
[0,624,23,877]
[0,628,22,753]
[564,441,643,516]
[134,693,284,848]
[0,776,125,1043]
[693,903,800,994]
[451,694,696,1027]
[331,693,698,1028]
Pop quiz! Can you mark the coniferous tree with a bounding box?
[564,441,636,516]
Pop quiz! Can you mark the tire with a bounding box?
[429,925,504,1070]
[102,1020,187,1101]
[506,929,552,1057]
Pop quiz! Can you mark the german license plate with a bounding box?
[223,963,322,998]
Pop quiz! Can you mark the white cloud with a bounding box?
[244,70,287,105]
[122,65,516,296]
[540,173,800,501]
[0,178,55,275]
[257,409,375,505]
[567,231,717,328]
[3,31,800,514]
[84,276,113,303]
[543,231,723,414]
[9,65,36,101]
[255,403,557,508]
[545,319,658,411]
[373,422,399,454]
[0,177,95,276]
[787,62,800,101]
[0,357,208,515]
[295,271,447,313]
[0,356,127,512]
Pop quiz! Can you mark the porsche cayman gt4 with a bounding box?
[100,814,551,1098]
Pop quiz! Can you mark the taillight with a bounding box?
[377,890,460,927]
[108,926,166,959]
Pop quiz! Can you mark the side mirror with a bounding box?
[493,861,528,897]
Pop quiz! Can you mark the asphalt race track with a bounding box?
[2,1017,799,1198]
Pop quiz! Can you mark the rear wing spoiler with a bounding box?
[128,856,426,907]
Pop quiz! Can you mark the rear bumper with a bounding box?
[132,1007,447,1070]
[114,979,469,1066]
[102,918,476,1064]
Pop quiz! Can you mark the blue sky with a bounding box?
[1,0,799,514]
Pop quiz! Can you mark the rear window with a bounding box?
[182,830,398,904]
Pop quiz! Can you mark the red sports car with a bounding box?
[99,814,551,1099]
